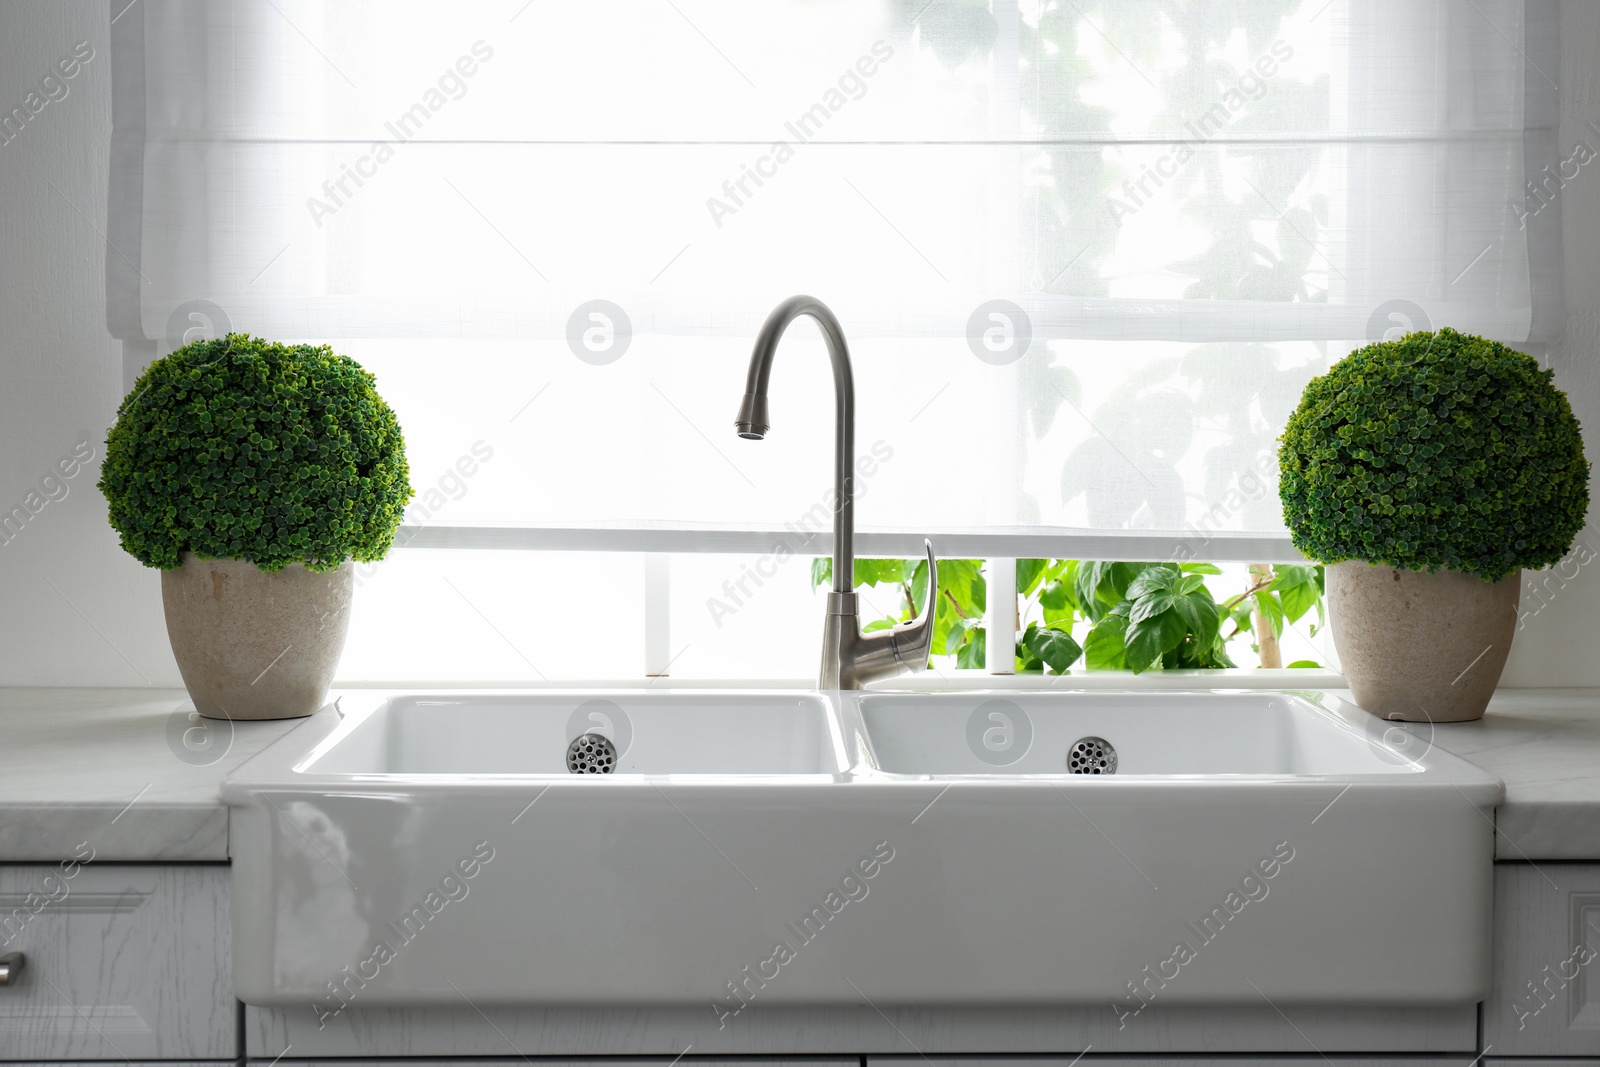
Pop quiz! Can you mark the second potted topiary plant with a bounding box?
[1278,327,1589,721]
[99,335,411,720]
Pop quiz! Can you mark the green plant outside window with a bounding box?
[812,558,1325,674]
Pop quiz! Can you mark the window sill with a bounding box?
[328,668,1347,691]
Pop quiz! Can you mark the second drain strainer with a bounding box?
[1067,736,1118,774]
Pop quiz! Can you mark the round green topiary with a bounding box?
[99,334,412,572]
[1278,328,1589,582]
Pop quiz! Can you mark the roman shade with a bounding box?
[107,0,1562,560]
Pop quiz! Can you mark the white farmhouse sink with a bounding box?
[223,688,1500,1013]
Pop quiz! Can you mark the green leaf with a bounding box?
[1126,610,1188,673]
[1025,625,1083,673]
[810,557,831,589]
[911,558,929,613]
[853,558,911,587]
[862,618,896,633]
[1180,562,1224,575]
[931,605,959,656]
[1174,590,1221,649]
[1016,559,1047,597]
[852,559,884,586]
[1057,559,1081,598]
[1109,562,1152,598]
[1039,577,1077,626]
[1179,634,1237,669]
[1266,563,1318,592]
[1253,590,1286,638]
[1265,564,1321,624]
[1286,659,1322,668]
[1038,578,1072,612]
[1074,576,1104,622]
[931,583,981,657]
[1278,578,1319,624]
[1129,591,1176,624]
[1084,614,1128,670]
[1014,621,1037,671]
[1125,564,1180,600]
[956,626,987,669]
[937,559,987,617]
[1014,622,1042,672]
[1074,561,1114,617]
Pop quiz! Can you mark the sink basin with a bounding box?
[304,692,844,776]
[856,691,1418,775]
[223,687,1500,1012]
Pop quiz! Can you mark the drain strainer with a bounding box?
[566,732,617,774]
[1067,736,1117,774]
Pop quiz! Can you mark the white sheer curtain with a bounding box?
[107,0,1560,559]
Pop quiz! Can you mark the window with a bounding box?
[108,0,1560,679]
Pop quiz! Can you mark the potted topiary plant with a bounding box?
[99,335,411,720]
[1278,327,1589,721]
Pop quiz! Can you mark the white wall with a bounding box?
[0,0,1595,688]
[0,1,181,687]
[1501,0,1600,686]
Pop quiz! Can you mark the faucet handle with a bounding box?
[890,539,938,672]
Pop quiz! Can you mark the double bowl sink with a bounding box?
[223,688,1501,1009]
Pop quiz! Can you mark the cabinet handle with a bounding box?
[0,953,23,986]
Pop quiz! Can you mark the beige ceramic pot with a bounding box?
[1326,560,1519,723]
[161,554,354,721]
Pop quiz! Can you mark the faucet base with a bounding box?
[817,541,938,690]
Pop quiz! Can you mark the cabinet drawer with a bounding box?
[1484,862,1600,1055]
[0,864,233,1060]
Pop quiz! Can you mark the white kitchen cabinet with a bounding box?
[1484,862,1600,1055]
[0,865,234,1060]
[6,859,1595,1061]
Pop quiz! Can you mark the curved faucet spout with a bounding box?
[735,295,856,595]
[734,295,937,690]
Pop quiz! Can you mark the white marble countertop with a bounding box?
[0,685,1595,862]
[1404,687,1600,860]
[0,687,303,861]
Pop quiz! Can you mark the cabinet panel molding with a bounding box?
[1485,862,1600,1055]
[0,864,234,1060]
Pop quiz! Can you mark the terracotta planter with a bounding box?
[1326,560,1519,723]
[161,555,353,721]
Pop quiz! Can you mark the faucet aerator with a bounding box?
[735,392,770,440]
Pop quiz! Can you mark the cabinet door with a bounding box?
[0,865,234,1060]
[1484,862,1600,1055]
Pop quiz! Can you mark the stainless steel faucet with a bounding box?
[735,295,938,690]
